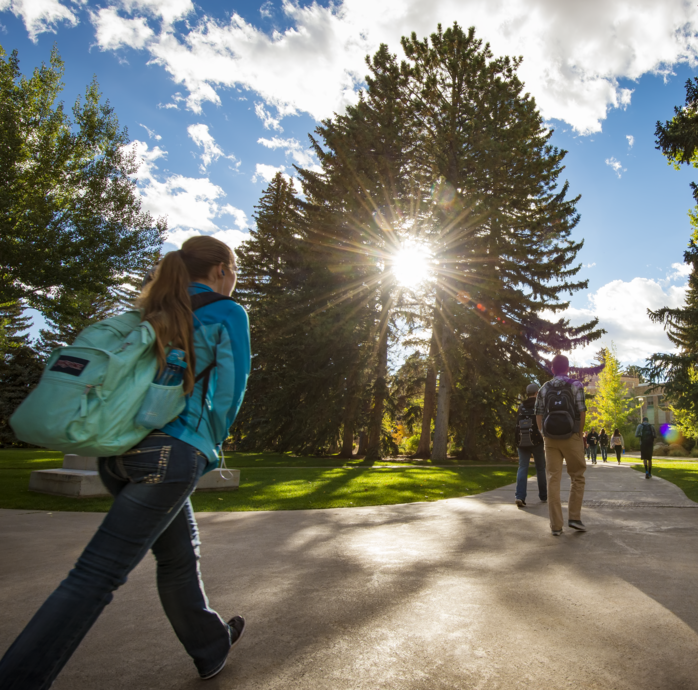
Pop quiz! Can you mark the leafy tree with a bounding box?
[36,291,120,359]
[396,24,602,459]
[0,301,43,445]
[297,44,429,459]
[647,78,698,435]
[0,45,165,317]
[234,173,368,454]
[233,24,602,459]
[623,364,646,383]
[588,344,639,433]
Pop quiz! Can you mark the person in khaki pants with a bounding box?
[535,354,587,536]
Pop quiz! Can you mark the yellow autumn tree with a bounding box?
[588,344,640,432]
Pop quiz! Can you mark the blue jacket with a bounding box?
[162,283,251,472]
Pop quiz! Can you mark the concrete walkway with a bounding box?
[2,463,698,689]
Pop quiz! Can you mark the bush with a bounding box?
[690,447,698,458]
[654,443,670,456]
[685,438,696,452]
[669,448,689,457]
[401,434,420,454]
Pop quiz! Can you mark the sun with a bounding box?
[392,243,433,287]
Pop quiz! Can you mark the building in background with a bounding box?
[583,375,673,436]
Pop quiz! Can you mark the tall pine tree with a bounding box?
[0,301,43,445]
[647,77,698,435]
[398,24,602,459]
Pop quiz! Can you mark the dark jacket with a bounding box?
[515,397,544,447]
[599,431,609,447]
[587,432,599,446]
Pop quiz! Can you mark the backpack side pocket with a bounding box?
[135,383,186,430]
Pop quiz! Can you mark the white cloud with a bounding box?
[259,1,273,19]
[218,204,248,230]
[605,156,625,177]
[4,0,77,42]
[254,103,284,132]
[139,123,161,140]
[121,0,193,25]
[258,136,315,167]
[130,141,245,248]
[211,228,249,250]
[157,92,184,109]
[585,262,596,268]
[90,0,698,134]
[626,134,635,148]
[132,144,248,251]
[252,162,285,183]
[667,262,692,281]
[91,8,153,50]
[187,123,238,171]
[555,275,688,365]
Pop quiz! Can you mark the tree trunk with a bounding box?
[365,292,391,460]
[338,370,359,458]
[357,430,368,455]
[431,329,452,462]
[414,328,438,458]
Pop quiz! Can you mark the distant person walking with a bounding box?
[535,354,588,536]
[514,383,547,508]
[610,428,625,463]
[587,428,599,464]
[599,428,609,462]
[583,431,589,462]
[636,417,657,478]
[0,237,251,688]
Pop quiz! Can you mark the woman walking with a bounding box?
[610,428,625,463]
[0,236,251,688]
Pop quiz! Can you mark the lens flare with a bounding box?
[662,424,681,443]
[392,243,433,287]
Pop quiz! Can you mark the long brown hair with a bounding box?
[137,236,235,394]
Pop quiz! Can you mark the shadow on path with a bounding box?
[1,464,697,689]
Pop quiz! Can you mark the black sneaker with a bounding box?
[568,520,586,531]
[200,616,246,680]
[515,499,526,507]
[551,529,562,536]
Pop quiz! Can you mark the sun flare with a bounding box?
[392,244,433,288]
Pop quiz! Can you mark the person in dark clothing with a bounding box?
[514,383,547,507]
[635,417,657,478]
[586,429,599,464]
[598,429,609,462]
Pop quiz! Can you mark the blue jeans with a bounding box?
[516,444,547,501]
[589,444,598,462]
[600,445,608,461]
[0,433,232,689]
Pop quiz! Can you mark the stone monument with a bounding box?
[29,455,240,497]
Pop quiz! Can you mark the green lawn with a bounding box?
[0,449,521,513]
[631,460,698,503]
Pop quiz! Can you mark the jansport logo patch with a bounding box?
[50,355,89,377]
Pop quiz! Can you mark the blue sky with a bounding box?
[4,0,698,364]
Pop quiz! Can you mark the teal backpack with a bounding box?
[10,310,185,456]
[11,292,231,456]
